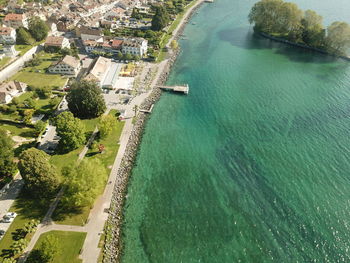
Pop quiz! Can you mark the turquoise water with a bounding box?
[121,0,350,262]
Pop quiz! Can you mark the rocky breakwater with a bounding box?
[103,2,204,263]
[103,49,180,263]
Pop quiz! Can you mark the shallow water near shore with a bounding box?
[121,0,350,262]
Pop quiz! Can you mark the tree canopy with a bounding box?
[54,112,86,152]
[151,5,170,31]
[98,114,116,139]
[0,129,16,179]
[28,17,49,41]
[248,0,350,55]
[16,27,35,45]
[18,148,60,198]
[27,235,60,263]
[327,22,350,55]
[62,159,107,207]
[66,81,106,119]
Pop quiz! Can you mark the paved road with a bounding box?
[38,125,58,153]
[0,45,43,83]
[0,174,24,236]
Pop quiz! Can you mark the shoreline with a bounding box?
[103,1,205,262]
[259,32,350,61]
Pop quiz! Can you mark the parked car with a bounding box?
[2,216,14,223]
[5,212,17,218]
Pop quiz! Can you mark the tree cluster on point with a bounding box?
[249,0,350,56]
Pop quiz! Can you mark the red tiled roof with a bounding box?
[4,13,23,21]
[0,27,14,35]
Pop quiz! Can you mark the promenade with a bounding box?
[16,0,206,262]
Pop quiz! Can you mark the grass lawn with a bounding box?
[50,117,100,174]
[0,57,11,69]
[53,112,125,226]
[31,231,86,263]
[15,45,34,57]
[0,122,35,138]
[0,193,51,260]
[11,72,67,89]
[10,51,67,89]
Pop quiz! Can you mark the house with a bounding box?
[122,38,148,57]
[0,45,18,57]
[84,56,111,86]
[77,26,103,41]
[3,13,28,29]
[44,36,70,49]
[0,81,27,104]
[0,27,16,44]
[48,55,81,76]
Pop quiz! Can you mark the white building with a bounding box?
[0,27,16,44]
[122,38,148,57]
[3,13,28,29]
[48,55,81,76]
[0,81,27,104]
[84,56,111,86]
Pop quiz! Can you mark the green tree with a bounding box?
[63,159,107,207]
[249,0,284,33]
[2,258,16,263]
[18,148,60,198]
[49,97,61,108]
[23,219,40,235]
[66,81,106,118]
[98,115,116,139]
[248,0,303,37]
[124,53,133,61]
[38,235,60,262]
[11,238,28,256]
[27,250,47,263]
[34,120,46,136]
[301,10,325,47]
[16,27,35,45]
[116,51,123,60]
[24,98,36,109]
[151,5,170,31]
[54,112,86,152]
[170,40,179,50]
[0,129,16,179]
[326,21,350,55]
[28,17,49,41]
[23,109,34,125]
[133,54,140,61]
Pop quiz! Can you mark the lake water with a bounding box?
[121,0,350,262]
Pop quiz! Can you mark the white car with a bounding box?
[2,216,14,223]
[5,212,17,218]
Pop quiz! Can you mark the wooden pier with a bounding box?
[159,84,189,95]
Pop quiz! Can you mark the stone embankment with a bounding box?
[103,2,204,263]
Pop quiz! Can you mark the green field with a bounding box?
[0,122,35,138]
[0,57,11,69]
[11,52,67,88]
[15,45,34,57]
[31,231,86,263]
